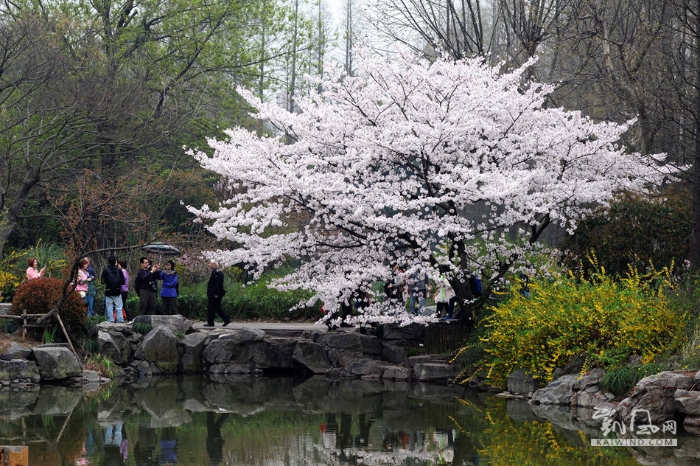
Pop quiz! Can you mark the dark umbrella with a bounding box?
[142,242,182,264]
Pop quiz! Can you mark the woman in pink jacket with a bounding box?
[26,257,45,280]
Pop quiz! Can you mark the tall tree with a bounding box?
[0,0,298,258]
[187,49,672,325]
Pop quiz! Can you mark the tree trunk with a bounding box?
[0,166,40,260]
[691,0,700,270]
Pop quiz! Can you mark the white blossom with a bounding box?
[188,48,673,325]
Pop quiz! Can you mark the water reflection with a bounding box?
[0,375,678,465]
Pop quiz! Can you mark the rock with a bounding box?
[202,328,266,364]
[98,330,132,365]
[133,314,193,335]
[293,340,332,374]
[136,326,179,373]
[530,374,577,405]
[0,358,40,385]
[572,368,604,390]
[382,343,407,365]
[413,363,455,382]
[507,369,541,395]
[345,359,383,378]
[407,354,448,367]
[382,323,426,341]
[570,389,614,408]
[32,345,82,381]
[616,371,695,425]
[2,342,33,360]
[381,365,412,381]
[253,338,296,370]
[684,415,700,436]
[675,389,700,415]
[178,332,209,373]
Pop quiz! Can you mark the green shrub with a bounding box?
[176,294,207,320]
[479,264,687,388]
[563,192,690,277]
[0,317,20,334]
[599,363,662,398]
[133,322,152,335]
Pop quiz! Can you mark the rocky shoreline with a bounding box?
[0,315,457,389]
[501,364,700,440]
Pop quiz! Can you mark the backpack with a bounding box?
[104,267,123,294]
[469,274,483,298]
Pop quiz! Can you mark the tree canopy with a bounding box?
[188,48,673,325]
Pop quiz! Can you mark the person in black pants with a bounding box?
[206,260,230,327]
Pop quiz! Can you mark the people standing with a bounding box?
[83,257,97,318]
[206,260,230,327]
[407,266,429,315]
[101,256,125,323]
[157,260,179,315]
[26,257,46,280]
[434,274,457,319]
[134,257,159,315]
[74,258,91,314]
[118,260,130,320]
[383,263,405,303]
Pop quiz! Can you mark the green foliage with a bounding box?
[0,318,20,334]
[133,322,153,335]
[11,278,87,341]
[84,354,114,378]
[176,264,318,322]
[564,192,690,277]
[81,337,99,354]
[43,326,57,343]
[175,294,207,320]
[479,261,688,387]
[599,363,662,398]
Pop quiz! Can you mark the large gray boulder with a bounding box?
[32,345,82,381]
[178,332,209,373]
[136,326,179,373]
[293,340,332,374]
[675,389,700,415]
[202,328,266,364]
[317,332,383,356]
[530,374,577,405]
[1,342,33,360]
[98,330,133,365]
[616,371,695,425]
[0,358,40,386]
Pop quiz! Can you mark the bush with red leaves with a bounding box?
[11,278,87,340]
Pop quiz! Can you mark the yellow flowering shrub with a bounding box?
[480,266,687,388]
[0,250,25,302]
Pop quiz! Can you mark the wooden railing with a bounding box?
[423,322,472,354]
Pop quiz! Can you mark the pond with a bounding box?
[0,375,695,465]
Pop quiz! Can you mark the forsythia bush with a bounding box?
[0,250,25,301]
[480,266,687,387]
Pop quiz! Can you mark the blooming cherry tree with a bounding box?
[188,48,671,326]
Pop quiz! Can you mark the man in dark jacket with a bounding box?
[206,260,230,327]
[101,255,126,323]
[134,256,159,316]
